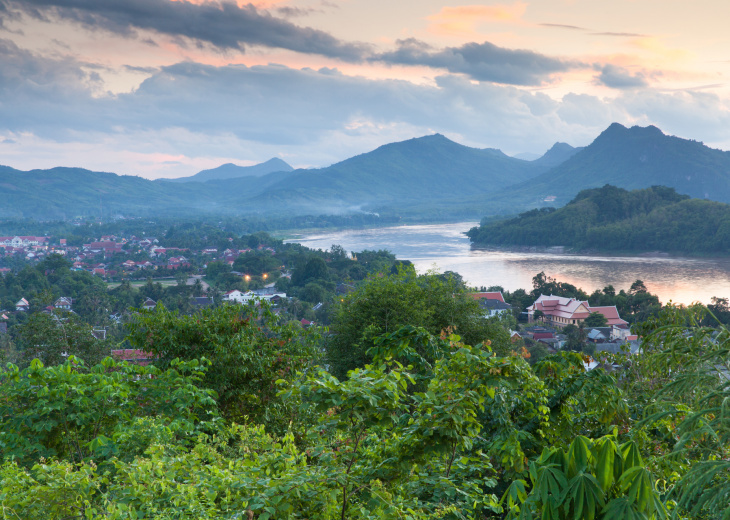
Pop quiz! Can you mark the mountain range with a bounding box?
[165,158,293,183]
[1,123,729,221]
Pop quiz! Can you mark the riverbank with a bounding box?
[287,222,730,305]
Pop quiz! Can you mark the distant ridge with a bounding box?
[167,157,294,183]
[4,123,730,221]
[497,123,730,207]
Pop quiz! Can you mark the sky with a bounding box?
[1,0,730,179]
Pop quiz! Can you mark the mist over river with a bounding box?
[285,222,730,306]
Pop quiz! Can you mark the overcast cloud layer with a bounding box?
[0,0,730,178]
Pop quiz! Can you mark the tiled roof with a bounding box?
[470,291,505,303]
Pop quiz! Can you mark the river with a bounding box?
[285,221,730,305]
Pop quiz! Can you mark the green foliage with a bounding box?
[633,304,730,520]
[503,435,667,520]
[469,184,730,254]
[14,311,109,367]
[585,312,609,328]
[0,356,217,466]
[125,303,321,427]
[326,269,513,379]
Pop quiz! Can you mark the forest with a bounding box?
[0,261,728,518]
[467,185,730,254]
[0,218,728,519]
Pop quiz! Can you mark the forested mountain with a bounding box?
[0,134,557,219]
[529,142,582,169]
[165,157,293,183]
[0,165,289,219]
[254,135,545,201]
[5,123,730,222]
[498,123,730,207]
[468,184,730,253]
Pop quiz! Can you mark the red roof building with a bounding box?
[528,294,629,329]
[470,291,505,303]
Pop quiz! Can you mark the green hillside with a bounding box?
[252,135,548,204]
[165,157,293,183]
[0,134,558,220]
[468,184,730,254]
[497,123,730,209]
[6,124,730,222]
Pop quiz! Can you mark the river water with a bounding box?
[285,222,730,305]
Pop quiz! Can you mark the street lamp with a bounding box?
[262,273,268,280]
[244,274,251,282]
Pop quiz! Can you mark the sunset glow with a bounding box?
[0,0,729,178]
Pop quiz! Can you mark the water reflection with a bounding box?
[285,222,730,305]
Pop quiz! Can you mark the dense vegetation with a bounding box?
[0,291,728,518]
[492,123,730,209]
[468,185,730,253]
[0,217,728,518]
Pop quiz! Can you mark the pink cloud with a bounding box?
[427,3,528,37]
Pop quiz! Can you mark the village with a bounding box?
[0,233,645,370]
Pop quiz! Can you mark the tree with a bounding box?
[125,303,321,427]
[629,279,648,294]
[326,268,510,379]
[15,311,108,368]
[584,311,608,328]
[291,257,328,286]
[0,356,217,466]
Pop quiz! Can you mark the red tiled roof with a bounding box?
[470,292,505,303]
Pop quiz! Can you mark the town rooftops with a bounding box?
[470,291,505,303]
[530,294,629,327]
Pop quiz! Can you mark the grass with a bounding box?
[107,279,179,290]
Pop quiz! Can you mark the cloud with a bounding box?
[595,64,648,89]
[275,6,319,18]
[0,0,369,61]
[540,23,586,31]
[123,65,160,74]
[427,3,527,36]
[3,37,730,177]
[592,32,647,37]
[374,37,578,86]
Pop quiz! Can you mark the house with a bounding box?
[91,329,107,340]
[471,291,514,318]
[251,289,287,302]
[0,236,49,248]
[16,298,29,312]
[111,349,155,366]
[223,290,254,304]
[528,294,629,329]
[54,297,73,311]
[142,298,157,310]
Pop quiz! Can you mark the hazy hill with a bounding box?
[239,134,557,213]
[530,142,582,169]
[8,123,730,222]
[500,123,730,207]
[0,165,290,219]
[0,133,554,219]
[167,158,293,183]
[468,185,730,254]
